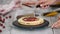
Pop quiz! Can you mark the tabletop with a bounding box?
[0,0,60,34]
[0,6,60,34]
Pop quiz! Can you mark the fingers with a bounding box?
[41,5,49,9]
[55,24,60,28]
[38,0,47,4]
[37,0,50,8]
[52,20,60,28]
[38,0,56,8]
[40,3,49,9]
[58,16,60,20]
[52,22,57,28]
[15,4,21,8]
[24,2,35,5]
[14,0,21,8]
[15,1,21,5]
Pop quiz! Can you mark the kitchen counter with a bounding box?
[0,6,60,34]
[0,0,60,34]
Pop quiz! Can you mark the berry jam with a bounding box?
[23,17,37,21]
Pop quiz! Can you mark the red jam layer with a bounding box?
[23,17,37,21]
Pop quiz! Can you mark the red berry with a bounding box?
[0,30,2,33]
[2,21,4,23]
[9,16,12,18]
[6,17,8,19]
[0,16,2,21]
[2,18,5,23]
[3,26,5,29]
[0,23,3,26]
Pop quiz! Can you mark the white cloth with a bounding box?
[0,0,17,15]
[11,27,53,34]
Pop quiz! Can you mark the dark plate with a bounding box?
[13,20,49,30]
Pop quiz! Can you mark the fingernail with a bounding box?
[51,26,54,28]
[40,4,43,7]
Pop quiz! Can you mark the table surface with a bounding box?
[0,0,60,34]
[0,6,60,34]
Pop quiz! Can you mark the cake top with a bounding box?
[18,16,44,25]
[23,17,38,21]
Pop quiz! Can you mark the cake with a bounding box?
[18,17,44,25]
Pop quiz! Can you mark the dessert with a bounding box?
[18,17,44,25]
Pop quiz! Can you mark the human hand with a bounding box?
[23,1,36,6]
[22,0,38,6]
[14,0,21,8]
[52,20,60,28]
[58,16,60,20]
[38,0,56,8]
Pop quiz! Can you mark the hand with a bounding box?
[38,0,56,8]
[23,0,37,6]
[58,16,60,20]
[14,0,21,8]
[52,20,60,28]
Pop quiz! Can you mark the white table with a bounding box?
[0,6,60,34]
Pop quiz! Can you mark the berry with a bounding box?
[0,16,2,21]
[2,18,5,23]
[6,17,8,19]
[9,16,12,18]
[3,26,5,29]
[0,30,2,33]
[0,23,3,26]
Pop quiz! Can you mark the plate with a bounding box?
[13,20,49,30]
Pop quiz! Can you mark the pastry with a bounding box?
[18,16,44,25]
